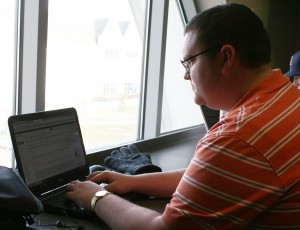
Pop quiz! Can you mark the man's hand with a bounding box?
[87,170,135,195]
[66,180,104,211]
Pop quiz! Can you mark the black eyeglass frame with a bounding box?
[180,45,222,72]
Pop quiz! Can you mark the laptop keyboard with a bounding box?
[43,191,88,214]
[55,195,77,209]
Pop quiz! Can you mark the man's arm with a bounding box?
[88,169,185,198]
[95,192,168,230]
[66,180,169,230]
[66,168,185,229]
[131,169,185,198]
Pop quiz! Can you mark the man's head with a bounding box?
[181,3,272,110]
[184,3,271,68]
[285,50,300,90]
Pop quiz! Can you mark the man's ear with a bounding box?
[224,54,228,62]
[220,45,235,72]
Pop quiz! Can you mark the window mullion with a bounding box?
[19,0,40,114]
[177,0,197,23]
[20,0,47,114]
[36,0,48,112]
[141,0,169,139]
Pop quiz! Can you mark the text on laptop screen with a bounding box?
[12,112,86,187]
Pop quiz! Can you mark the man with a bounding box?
[66,3,300,229]
[285,50,300,90]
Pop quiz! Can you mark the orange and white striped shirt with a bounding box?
[162,69,300,229]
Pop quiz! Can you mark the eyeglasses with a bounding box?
[180,45,221,72]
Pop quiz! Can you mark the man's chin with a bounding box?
[194,97,204,106]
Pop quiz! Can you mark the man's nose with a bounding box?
[183,71,191,80]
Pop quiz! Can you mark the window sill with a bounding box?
[86,125,206,171]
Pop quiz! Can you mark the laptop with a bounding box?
[8,107,96,218]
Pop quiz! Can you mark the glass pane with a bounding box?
[0,0,18,167]
[161,0,204,133]
[46,0,147,151]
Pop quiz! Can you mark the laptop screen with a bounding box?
[8,108,89,196]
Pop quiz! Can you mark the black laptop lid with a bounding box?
[8,107,89,197]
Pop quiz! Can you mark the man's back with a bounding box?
[163,70,300,229]
[211,69,300,227]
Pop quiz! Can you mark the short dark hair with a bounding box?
[184,3,271,68]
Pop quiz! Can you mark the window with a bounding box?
[4,0,207,168]
[161,0,204,133]
[45,0,147,150]
[0,0,18,167]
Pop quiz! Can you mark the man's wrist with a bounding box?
[90,190,111,212]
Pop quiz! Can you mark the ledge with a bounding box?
[86,125,207,171]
